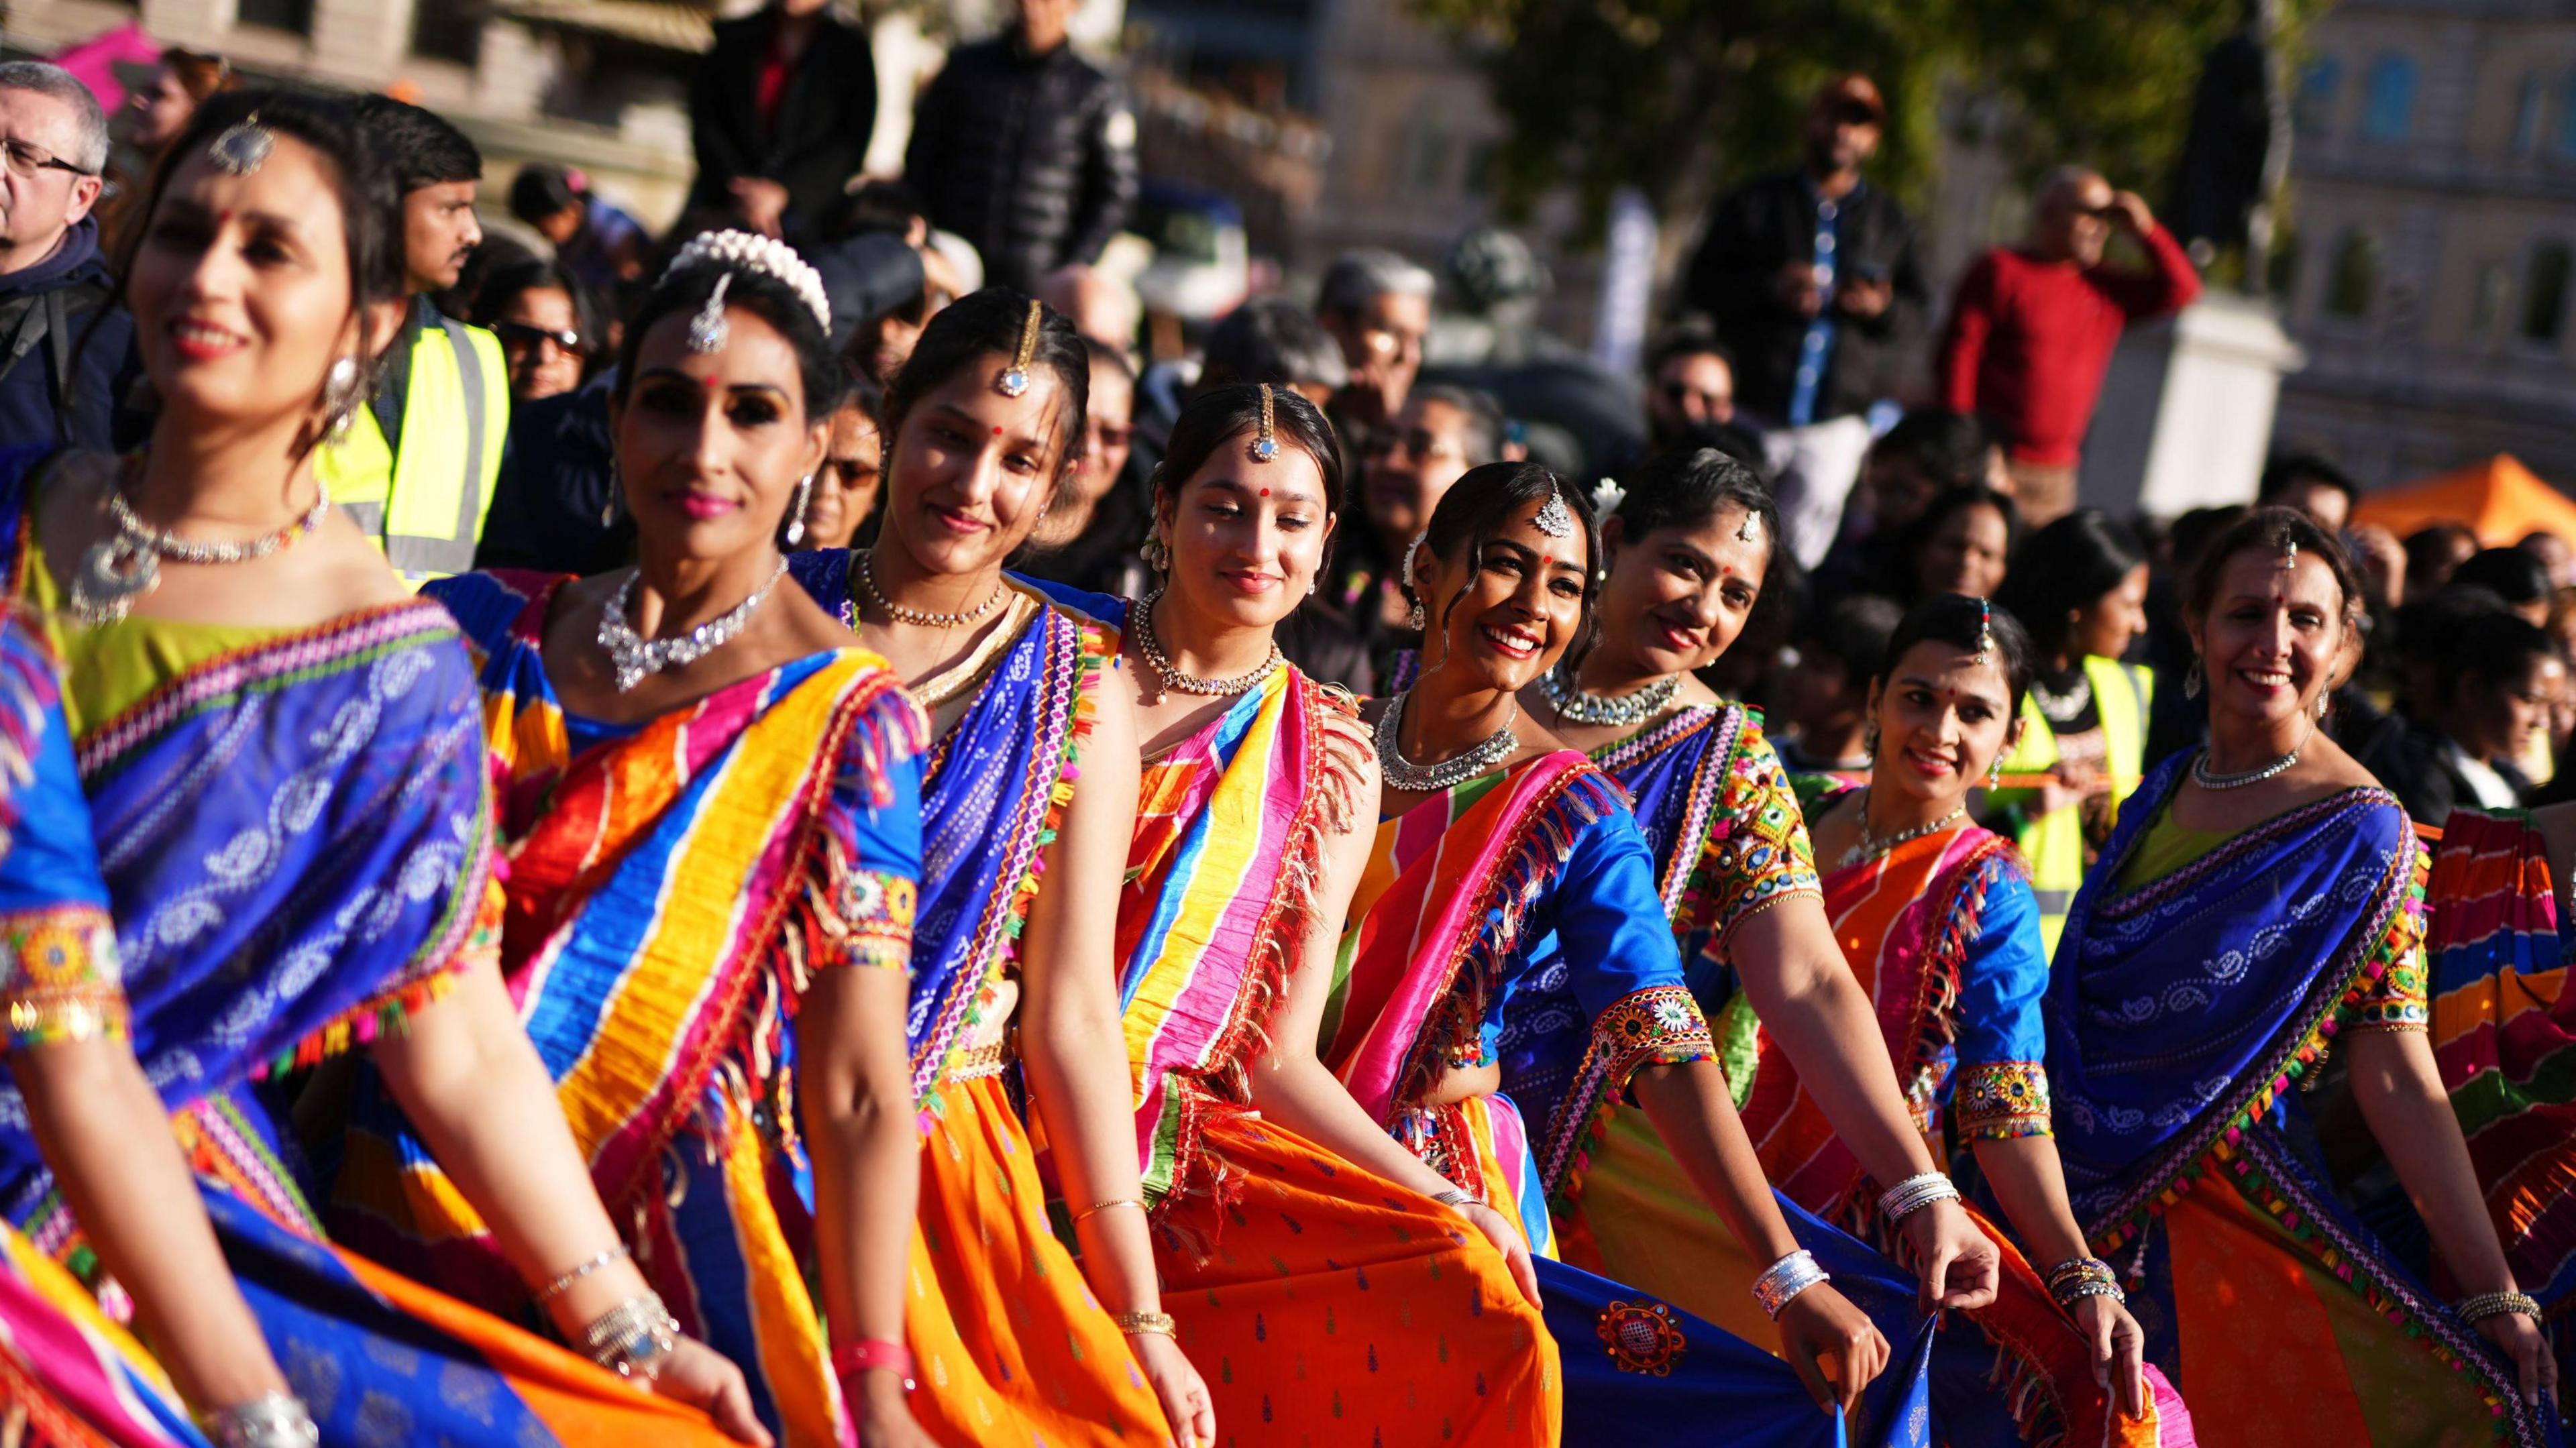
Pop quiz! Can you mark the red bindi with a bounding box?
[701,376,722,388]
[1259,488,1270,497]
[991,426,1004,437]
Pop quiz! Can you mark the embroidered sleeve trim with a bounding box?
[0,906,127,1050]
[1542,983,1716,1207]
[830,868,916,973]
[1955,1060,2053,1139]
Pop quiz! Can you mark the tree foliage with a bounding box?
[1409,0,2316,237]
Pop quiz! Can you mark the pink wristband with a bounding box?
[830,1337,915,1387]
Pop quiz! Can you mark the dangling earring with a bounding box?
[2183,659,2204,700]
[1987,754,2004,789]
[784,471,814,547]
[2316,691,2331,722]
[1142,533,1170,575]
[319,356,361,441]
[1400,532,1428,629]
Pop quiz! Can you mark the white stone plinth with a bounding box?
[2083,293,2306,520]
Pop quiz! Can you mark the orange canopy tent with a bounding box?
[2351,454,2576,546]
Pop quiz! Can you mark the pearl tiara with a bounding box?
[661,229,833,337]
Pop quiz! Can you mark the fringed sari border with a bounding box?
[2079,785,2414,1248]
[1385,761,1627,1123]
[912,604,1112,1106]
[1144,671,1350,1224]
[2214,1131,2546,1445]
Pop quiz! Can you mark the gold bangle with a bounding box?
[1112,1309,1177,1338]
[1072,1198,1145,1224]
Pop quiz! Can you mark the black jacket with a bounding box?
[690,8,878,237]
[2355,720,2532,829]
[1680,170,1927,424]
[0,218,136,451]
[902,34,1137,294]
[476,373,630,577]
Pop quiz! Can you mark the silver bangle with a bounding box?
[202,1394,319,1448]
[1876,1171,1961,1223]
[1751,1247,1830,1319]
[534,1241,632,1304]
[582,1290,682,1381]
[1429,1188,1479,1212]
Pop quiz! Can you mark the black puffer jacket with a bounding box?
[903,34,1137,294]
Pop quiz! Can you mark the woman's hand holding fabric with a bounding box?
[1775,1284,1888,1416]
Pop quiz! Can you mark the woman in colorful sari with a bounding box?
[1324,459,1953,1440]
[325,233,932,1448]
[1029,382,1563,1444]
[2050,506,2557,1447]
[1502,459,1989,1268]
[788,288,1205,1447]
[0,615,279,1447]
[1782,594,2188,1444]
[0,90,761,1446]
[2379,799,2576,1393]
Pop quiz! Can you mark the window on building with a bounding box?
[411,0,482,64]
[235,0,315,36]
[2515,74,2546,156]
[2295,56,2341,137]
[2361,55,2416,141]
[2472,262,2514,342]
[2557,73,2576,156]
[1395,103,1451,194]
[2325,229,2379,319]
[2524,242,2572,343]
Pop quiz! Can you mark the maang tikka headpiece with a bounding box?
[687,272,733,353]
[1971,596,1994,665]
[997,299,1042,398]
[1737,509,1763,545]
[1251,383,1279,463]
[2279,537,2299,571]
[209,111,273,176]
[1533,478,1575,538]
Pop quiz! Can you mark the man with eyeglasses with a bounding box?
[0,61,137,451]
[1936,165,2202,528]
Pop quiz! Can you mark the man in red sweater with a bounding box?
[1935,166,2201,526]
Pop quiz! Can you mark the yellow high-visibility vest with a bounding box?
[315,313,507,586]
[1999,655,2154,954]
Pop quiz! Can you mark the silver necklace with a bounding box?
[2027,669,2094,728]
[72,460,331,624]
[1540,665,1680,728]
[1837,787,1968,869]
[1135,590,1281,697]
[1375,688,1518,793]
[597,559,787,692]
[2190,722,2313,790]
[855,549,1006,628]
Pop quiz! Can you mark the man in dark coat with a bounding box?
[902,0,1138,294]
[691,0,879,243]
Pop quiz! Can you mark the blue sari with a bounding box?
[792,552,1171,1447]
[0,446,741,1447]
[2050,755,2558,1448]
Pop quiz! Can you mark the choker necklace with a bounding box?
[1540,665,1680,728]
[855,550,1006,628]
[1838,787,1968,868]
[73,457,330,624]
[2027,668,2094,728]
[1376,688,1517,793]
[2190,722,2313,790]
[1136,591,1282,697]
[598,559,786,692]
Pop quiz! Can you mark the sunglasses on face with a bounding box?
[0,138,92,180]
[494,321,587,356]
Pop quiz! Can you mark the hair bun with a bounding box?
[661,229,833,335]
